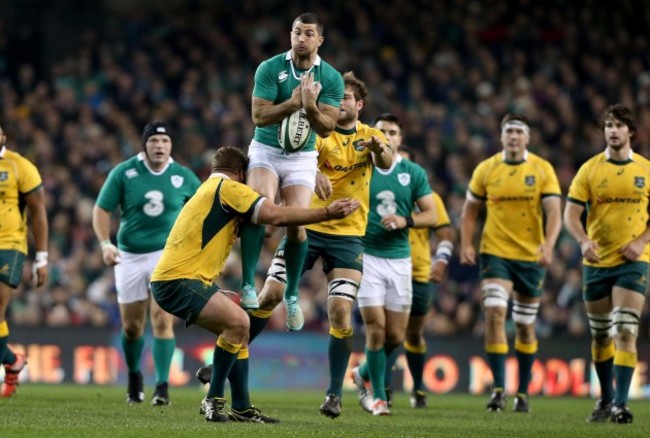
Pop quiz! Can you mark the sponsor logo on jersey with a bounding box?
[635,176,645,188]
[171,175,184,188]
[398,173,410,186]
[0,171,8,181]
[490,195,534,203]
[596,197,642,204]
[125,169,138,179]
[342,139,351,146]
[525,175,535,186]
[617,168,625,175]
[278,71,288,82]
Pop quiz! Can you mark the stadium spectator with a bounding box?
[150,146,359,423]
[0,121,48,397]
[564,104,648,424]
[92,121,201,405]
[459,113,562,413]
[237,11,344,334]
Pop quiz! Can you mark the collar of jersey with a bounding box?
[374,154,402,175]
[138,152,173,175]
[335,124,357,135]
[501,149,527,164]
[605,147,633,164]
[286,51,320,80]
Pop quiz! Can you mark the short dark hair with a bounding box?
[600,104,638,138]
[211,146,248,174]
[293,12,323,35]
[343,71,368,102]
[500,113,530,128]
[373,113,403,132]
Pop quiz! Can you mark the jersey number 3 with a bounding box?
[143,190,165,217]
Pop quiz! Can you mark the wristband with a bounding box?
[100,240,112,248]
[34,251,48,269]
[405,216,415,228]
[434,240,453,264]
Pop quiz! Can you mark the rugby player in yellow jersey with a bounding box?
[0,122,48,397]
[387,146,455,409]
[193,71,392,419]
[460,114,562,413]
[150,146,359,423]
[565,104,650,425]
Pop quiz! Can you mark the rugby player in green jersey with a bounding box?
[93,121,201,405]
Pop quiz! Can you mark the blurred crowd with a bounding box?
[2,0,650,338]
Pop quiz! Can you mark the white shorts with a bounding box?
[357,253,412,312]
[114,249,163,304]
[248,140,318,190]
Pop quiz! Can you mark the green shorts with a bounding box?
[410,280,436,316]
[582,262,649,301]
[479,253,545,298]
[277,230,363,274]
[150,279,221,326]
[0,250,26,288]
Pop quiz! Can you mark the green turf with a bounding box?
[1,384,649,437]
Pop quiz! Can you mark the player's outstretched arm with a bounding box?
[255,198,360,227]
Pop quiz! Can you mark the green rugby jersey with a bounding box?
[364,156,432,259]
[252,51,344,152]
[96,153,201,253]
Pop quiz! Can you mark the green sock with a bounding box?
[366,347,387,401]
[614,365,635,406]
[359,361,370,381]
[248,311,272,344]
[283,239,308,301]
[228,358,250,410]
[487,352,506,389]
[240,221,266,288]
[515,350,535,395]
[406,350,426,392]
[121,333,144,373]
[595,358,614,403]
[327,334,352,397]
[152,337,175,384]
[207,346,238,399]
[383,344,401,388]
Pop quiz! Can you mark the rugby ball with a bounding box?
[278,108,312,152]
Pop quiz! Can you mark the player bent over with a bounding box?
[150,146,359,423]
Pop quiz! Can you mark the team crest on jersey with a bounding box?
[278,71,288,82]
[0,171,8,181]
[171,175,184,188]
[525,175,535,186]
[353,140,365,152]
[398,173,410,186]
[635,176,645,188]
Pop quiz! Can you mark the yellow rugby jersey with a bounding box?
[410,192,451,282]
[152,174,263,284]
[468,151,561,261]
[567,150,650,267]
[0,146,43,254]
[306,122,386,236]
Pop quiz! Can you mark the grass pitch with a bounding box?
[1,384,649,437]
